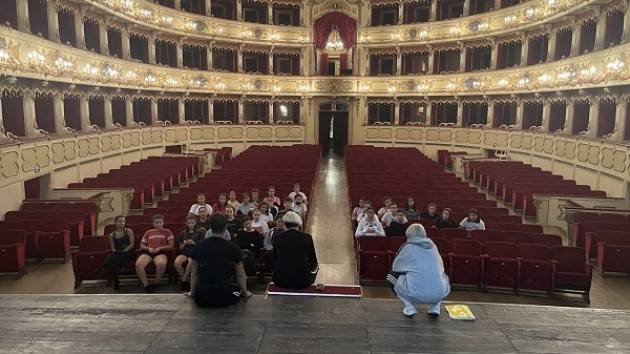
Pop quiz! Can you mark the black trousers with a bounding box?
[193,284,240,308]
[103,250,134,280]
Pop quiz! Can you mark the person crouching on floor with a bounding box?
[188,214,252,307]
[388,223,450,317]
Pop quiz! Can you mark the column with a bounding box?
[121,28,131,60]
[22,91,37,137]
[456,101,463,126]
[269,101,274,124]
[174,0,182,10]
[205,0,212,16]
[269,49,274,75]
[541,101,551,132]
[17,0,30,33]
[237,99,244,124]
[208,99,214,123]
[547,28,557,62]
[564,100,575,133]
[520,36,529,66]
[430,0,437,21]
[75,11,86,49]
[207,45,213,70]
[79,95,90,130]
[459,46,466,72]
[237,46,244,72]
[427,49,435,74]
[587,100,600,137]
[396,49,402,75]
[176,42,184,68]
[147,35,156,64]
[394,102,400,125]
[177,98,185,124]
[103,96,113,129]
[125,97,134,126]
[398,2,404,24]
[425,102,432,125]
[515,100,524,129]
[52,93,65,133]
[463,0,471,16]
[150,98,158,125]
[47,0,60,42]
[613,99,628,141]
[268,1,273,25]
[302,1,313,26]
[494,0,501,10]
[570,23,582,56]
[99,21,109,55]
[236,0,243,21]
[623,6,630,43]
[594,14,607,51]
[490,41,498,69]
[486,100,494,127]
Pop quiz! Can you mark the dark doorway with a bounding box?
[319,106,348,155]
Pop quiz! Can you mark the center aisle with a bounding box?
[306,155,358,285]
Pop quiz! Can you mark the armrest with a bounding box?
[584,232,594,257]
[310,264,319,274]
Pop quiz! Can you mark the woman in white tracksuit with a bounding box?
[387,223,450,317]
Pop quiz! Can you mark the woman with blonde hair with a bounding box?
[388,223,450,317]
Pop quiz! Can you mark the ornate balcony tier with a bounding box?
[80,0,601,46]
[1,27,627,96]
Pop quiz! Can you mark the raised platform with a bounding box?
[1,295,629,353]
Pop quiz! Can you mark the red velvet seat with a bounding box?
[0,230,26,276]
[584,231,628,259]
[470,230,500,244]
[552,246,592,303]
[512,224,544,234]
[387,236,407,267]
[500,231,530,245]
[358,237,388,281]
[518,244,556,292]
[596,232,630,275]
[72,236,111,289]
[449,239,484,288]
[529,233,563,247]
[484,241,519,291]
[439,228,468,241]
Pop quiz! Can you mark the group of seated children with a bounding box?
[353,196,485,238]
[104,183,314,295]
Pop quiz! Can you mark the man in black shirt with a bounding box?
[420,203,439,220]
[272,211,318,289]
[189,214,252,307]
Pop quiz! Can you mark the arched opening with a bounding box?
[319,102,349,155]
[314,12,357,76]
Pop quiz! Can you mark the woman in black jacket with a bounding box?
[272,211,318,289]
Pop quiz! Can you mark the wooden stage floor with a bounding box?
[1,294,629,353]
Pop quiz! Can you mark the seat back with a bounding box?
[597,231,630,246]
[500,231,530,245]
[512,224,544,234]
[0,230,26,245]
[451,239,482,255]
[359,237,387,251]
[79,236,110,252]
[519,243,552,260]
[485,241,518,258]
[552,246,586,273]
[470,230,500,244]
[529,233,563,246]
[387,236,406,253]
[439,228,468,241]
[431,237,449,254]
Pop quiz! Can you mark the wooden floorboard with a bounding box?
[0,294,629,353]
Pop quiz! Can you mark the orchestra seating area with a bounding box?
[347,146,592,302]
[72,144,320,289]
[468,160,608,216]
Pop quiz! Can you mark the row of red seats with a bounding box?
[358,236,591,302]
[468,161,607,216]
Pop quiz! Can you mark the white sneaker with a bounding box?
[403,305,418,317]
[427,303,441,317]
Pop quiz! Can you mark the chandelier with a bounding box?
[325,25,345,53]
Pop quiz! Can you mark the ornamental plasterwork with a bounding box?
[0,28,629,96]
[84,0,599,46]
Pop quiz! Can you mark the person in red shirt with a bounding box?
[135,214,175,293]
[213,193,228,215]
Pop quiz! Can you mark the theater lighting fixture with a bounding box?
[0,48,9,63]
[54,57,73,72]
[144,74,156,84]
[161,16,173,25]
[103,65,119,79]
[27,50,45,65]
[215,83,226,90]
[121,0,134,10]
[504,15,517,24]
[83,64,99,77]
[607,59,625,72]
[325,26,344,52]
[280,105,288,117]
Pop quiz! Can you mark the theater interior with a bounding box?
[1,0,630,352]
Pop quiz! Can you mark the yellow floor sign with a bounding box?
[445,305,476,320]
